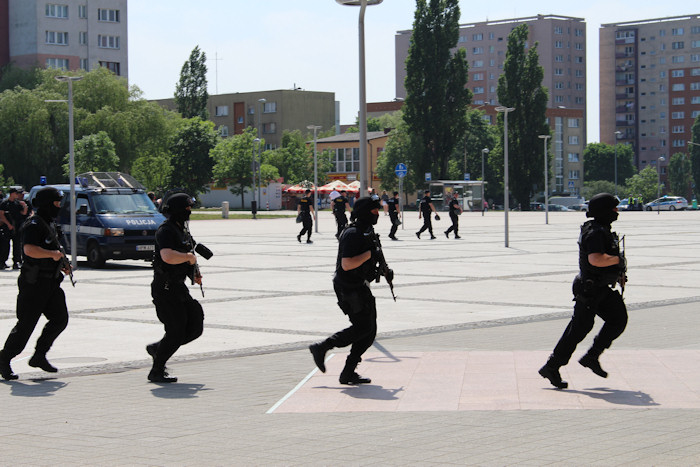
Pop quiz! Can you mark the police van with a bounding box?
[29,172,165,268]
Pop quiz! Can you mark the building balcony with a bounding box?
[616,120,635,127]
[615,52,635,59]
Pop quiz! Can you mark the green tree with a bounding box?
[625,166,661,203]
[691,117,700,200]
[64,131,118,176]
[403,0,471,180]
[376,121,419,200]
[581,180,619,200]
[169,118,218,196]
[583,142,635,185]
[263,129,332,185]
[667,152,692,198]
[496,24,550,210]
[0,164,15,187]
[211,127,258,207]
[174,46,209,120]
[448,108,498,196]
[0,63,42,92]
[131,153,173,195]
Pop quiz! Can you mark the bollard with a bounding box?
[222,201,229,219]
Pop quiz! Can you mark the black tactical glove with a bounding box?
[434,214,441,221]
[618,255,627,273]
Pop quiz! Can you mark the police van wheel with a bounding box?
[87,242,106,268]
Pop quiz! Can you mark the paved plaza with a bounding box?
[0,209,699,465]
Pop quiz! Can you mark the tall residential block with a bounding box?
[600,14,700,177]
[0,0,128,78]
[395,14,587,196]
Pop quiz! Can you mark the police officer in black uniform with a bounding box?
[387,191,401,240]
[297,189,314,244]
[539,193,628,389]
[332,190,350,239]
[444,191,463,239]
[146,193,204,383]
[0,187,69,380]
[0,188,29,269]
[309,196,382,385]
[416,190,437,239]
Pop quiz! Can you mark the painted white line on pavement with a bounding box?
[266,353,335,414]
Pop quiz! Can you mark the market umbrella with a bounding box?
[318,180,350,195]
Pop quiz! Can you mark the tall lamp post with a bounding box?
[481,148,489,216]
[614,130,622,197]
[656,155,665,215]
[257,98,266,210]
[53,75,83,269]
[495,106,515,247]
[538,134,551,225]
[307,125,322,233]
[336,0,383,196]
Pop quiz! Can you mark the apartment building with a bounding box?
[155,90,337,150]
[0,0,127,77]
[600,14,700,179]
[395,14,587,196]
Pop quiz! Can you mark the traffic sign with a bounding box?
[464,173,470,181]
[568,181,575,188]
[425,172,432,181]
[395,163,407,178]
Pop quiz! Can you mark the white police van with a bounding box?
[29,172,165,268]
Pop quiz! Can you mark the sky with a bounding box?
[128,1,697,143]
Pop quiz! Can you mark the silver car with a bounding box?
[644,196,688,211]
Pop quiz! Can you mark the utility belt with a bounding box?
[20,263,62,285]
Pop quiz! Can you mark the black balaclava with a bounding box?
[350,196,381,227]
[586,193,619,226]
[164,193,193,224]
[33,187,63,220]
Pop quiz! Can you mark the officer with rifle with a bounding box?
[146,192,208,383]
[0,187,71,380]
[309,196,394,385]
[539,193,628,389]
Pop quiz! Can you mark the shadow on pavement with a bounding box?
[341,385,404,400]
[567,387,659,406]
[5,379,68,397]
[150,383,212,399]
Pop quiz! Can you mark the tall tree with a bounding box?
[448,108,498,195]
[625,166,661,203]
[667,152,693,198]
[131,152,173,196]
[496,24,550,210]
[583,142,635,184]
[691,117,700,200]
[64,131,118,176]
[403,0,471,181]
[169,118,218,196]
[174,46,209,120]
[210,127,258,207]
[376,121,420,198]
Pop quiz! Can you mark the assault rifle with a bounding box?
[183,223,213,297]
[365,231,396,301]
[618,234,627,298]
[36,218,75,287]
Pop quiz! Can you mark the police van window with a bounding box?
[76,197,90,214]
[92,193,159,214]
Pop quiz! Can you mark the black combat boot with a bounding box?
[309,341,333,373]
[339,355,371,385]
[579,349,608,378]
[148,367,177,383]
[28,354,58,373]
[0,351,18,380]
[538,360,568,389]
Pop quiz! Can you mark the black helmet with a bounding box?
[162,192,194,222]
[586,193,619,225]
[350,196,381,225]
[33,187,63,209]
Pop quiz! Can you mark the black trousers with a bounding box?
[151,284,204,369]
[299,214,313,239]
[445,213,459,236]
[389,211,399,238]
[0,231,10,264]
[417,214,433,236]
[2,276,68,358]
[335,212,348,238]
[329,283,377,363]
[549,278,628,367]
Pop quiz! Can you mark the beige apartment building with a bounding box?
[0,0,128,77]
[600,14,700,181]
[155,90,337,150]
[394,14,587,196]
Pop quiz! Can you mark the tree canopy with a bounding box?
[691,117,700,200]
[174,46,209,120]
[169,118,218,196]
[583,142,635,186]
[64,131,118,176]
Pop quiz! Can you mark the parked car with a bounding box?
[547,204,573,211]
[569,203,588,212]
[644,196,688,211]
[530,202,544,211]
[617,198,631,211]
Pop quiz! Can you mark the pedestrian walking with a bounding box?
[416,190,438,239]
[387,191,401,240]
[444,191,463,239]
[332,190,350,239]
[538,193,628,389]
[297,189,314,244]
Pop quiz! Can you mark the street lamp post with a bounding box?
[54,75,83,269]
[614,131,622,197]
[481,148,489,217]
[336,0,383,196]
[307,125,322,233]
[495,106,515,247]
[538,134,551,225]
[257,98,266,210]
[657,156,665,215]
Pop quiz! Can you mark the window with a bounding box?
[98,9,120,22]
[262,122,276,134]
[693,110,700,118]
[672,55,685,63]
[473,73,483,81]
[672,41,685,49]
[693,68,700,76]
[78,5,86,18]
[472,33,483,41]
[575,56,584,64]
[671,112,685,119]
[554,68,564,76]
[80,58,88,70]
[575,97,584,104]
[672,97,685,105]
[219,126,229,137]
[554,27,563,34]
[99,61,120,75]
[692,96,700,104]
[568,153,580,162]
[554,82,564,89]
[693,40,700,48]
[97,35,120,49]
[671,69,685,77]
[568,118,580,128]
[568,170,580,179]
[555,55,563,62]
[672,28,684,36]
[554,41,563,48]
[489,32,495,40]
[693,26,700,34]
[46,4,68,18]
[575,42,583,50]
[335,148,360,173]
[575,69,584,77]
[472,60,483,68]
[473,86,484,94]
[672,125,685,133]
[79,31,87,45]
[215,106,229,117]
[554,95,564,103]
[458,36,467,43]
[472,47,483,54]
[568,136,579,145]
[45,31,68,45]
[672,83,685,91]
[692,83,700,90]
[692,54,700,62]
[575,83,584,91]
[672,139,685,147]
[46,58,69,69]
[263,102,277,113]
[575,29,584,37]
